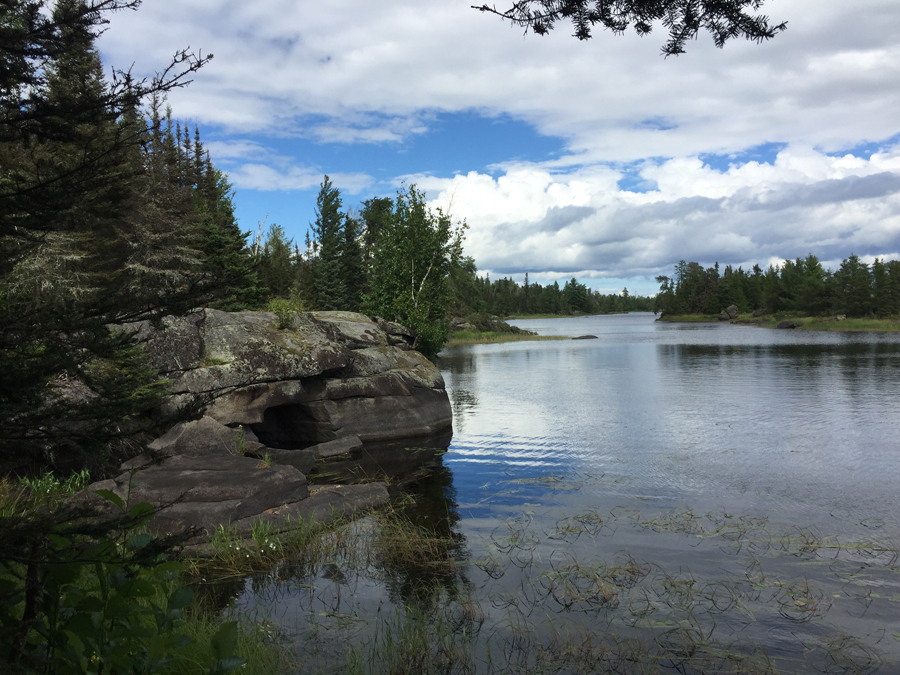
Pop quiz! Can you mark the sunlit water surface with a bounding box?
[223,314,900,673]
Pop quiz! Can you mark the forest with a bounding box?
[653,255,900,318]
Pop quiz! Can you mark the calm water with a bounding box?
[226,314,900,673]
[443,313,900,533]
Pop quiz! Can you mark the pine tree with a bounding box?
[341,213,365,311]
[0,0,211,473]
[260,223,295,298]
[311,175,347,310]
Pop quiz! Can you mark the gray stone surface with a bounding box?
[88,453,309,536]
[725,305,739,319]
[572,335,598,340]
[182,483,391,556]
[312,435,364,459]
[140,309,451,444]
[84,310,451,540]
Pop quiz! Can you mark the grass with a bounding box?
[446,330,568,345]
[768,315,900,331]
[12,469,897,674]
[173,490,900,674]
[656,314,722,322]
[504,312,594,319]
[659,312,900,331]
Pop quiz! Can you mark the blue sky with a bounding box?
[98,0,900,296]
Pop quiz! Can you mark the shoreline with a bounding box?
[445,331,568,346]
[658,314,900,332]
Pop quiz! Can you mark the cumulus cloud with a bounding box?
[94,1,900,290]
[227,163,373,193]
[427,147,900,282]
[99,1,900,158]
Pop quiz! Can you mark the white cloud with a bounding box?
[427,147,900,280]
[227,163,373,193]
[94,1,900,288]
[100,1,900,158]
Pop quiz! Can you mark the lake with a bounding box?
[225,313,900,673]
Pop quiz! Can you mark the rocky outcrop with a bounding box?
[136,309,451,445]
[80,310,452,544]
[776,320,803,329]
[572,335,598,340]
[718,305,739,321]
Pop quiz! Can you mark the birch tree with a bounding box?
[363,185,466,357]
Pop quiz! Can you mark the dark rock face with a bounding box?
[719,305,739,321]
[776,320,803,329]
[82,310,451,541]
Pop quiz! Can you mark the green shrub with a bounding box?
[0,489,244,674]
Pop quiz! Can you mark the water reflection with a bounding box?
[218,314,900,673]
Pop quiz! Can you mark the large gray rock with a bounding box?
[92,310,453,539]
[88,453,309,536]
[137,309,451,444]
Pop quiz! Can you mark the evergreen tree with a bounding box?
[259,223,294,298]
[341,213,365,311]
[834,254,872,316]
[475,0,786,55]
[0,0,211,475]
[310,175,347,310]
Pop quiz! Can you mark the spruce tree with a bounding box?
[259,223,295,298]
[341,214,365,311]
[311,175,347,310]
[0,0,211,473]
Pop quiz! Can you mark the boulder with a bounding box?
[134,309,452,445]
[776,320,803,329]
[718,311,731,321]
[753,308,766,318]
[311,435,364,459]
[572,335,598,340]
[88,453,309,536]
[726,305,739,319]
[85,310,453,540]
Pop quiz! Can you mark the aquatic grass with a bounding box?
[767,315,900,332]
[187,495,900,675]
[656,314,721,322]
[447,330,567,346]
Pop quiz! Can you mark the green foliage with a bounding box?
[259,224,295,299]
[310,176,348,311]
[267,294,306,330]
[654,253,897,319]
[19,470,91,508]
[475,0,786,55]
[0,489,243,675]
[363,185,466,358]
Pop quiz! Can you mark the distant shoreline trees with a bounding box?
[653,255,900,318]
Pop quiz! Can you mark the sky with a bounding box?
[97,0,900,296]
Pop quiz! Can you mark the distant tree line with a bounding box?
[449,270,655,316]
[653,255,900,318]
